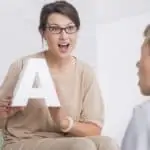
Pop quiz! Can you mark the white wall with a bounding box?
[97,12,150,145]
[96,0,150,24]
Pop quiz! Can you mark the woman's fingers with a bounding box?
[0,97,12,117]
[12,107,25,111]
[0,96,24,117]
[0,106,8,112]
[0,101,9,107]
[0,106,9,118]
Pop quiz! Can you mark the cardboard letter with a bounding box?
[11,58,61,107]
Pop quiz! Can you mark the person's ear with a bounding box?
[39,29,46,40]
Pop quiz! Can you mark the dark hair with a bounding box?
[143,24,150,37]
[39,1,80,33]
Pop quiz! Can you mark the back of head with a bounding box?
[143,36,150,46]
[143,24,150,37]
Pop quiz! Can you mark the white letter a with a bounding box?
[11,58,61,107]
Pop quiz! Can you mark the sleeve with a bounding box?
[0,59,23,129]
[79,65,105,128]
[121,106,149,150]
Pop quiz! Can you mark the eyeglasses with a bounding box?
[46,25,77,34]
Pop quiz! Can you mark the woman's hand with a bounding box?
[49,107,69,129]
[0,96,24,118]
[0,96,11,118]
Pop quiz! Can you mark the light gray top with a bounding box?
[121,100,150,150]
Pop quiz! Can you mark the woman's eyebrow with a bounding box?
[47,22,74,26]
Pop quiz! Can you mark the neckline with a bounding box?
[39,50,78,75]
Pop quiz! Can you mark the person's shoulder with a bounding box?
[132,101,150,121]
[9,52,43,70]
[76,58,96,78]
[13,51,43,64]
[76,59,99,87]
[21,51,43,61]
[134,101,150,114]
[128,101,150,130]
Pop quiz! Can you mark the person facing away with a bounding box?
[121,25,150,150]
[143,24,150,37]
[0,1,119,150]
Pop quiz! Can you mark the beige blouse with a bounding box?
[0,52,104,144]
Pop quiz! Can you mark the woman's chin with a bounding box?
[57,50,72,58]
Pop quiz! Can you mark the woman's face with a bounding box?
[137,40,150,95]
[43,13,78,59]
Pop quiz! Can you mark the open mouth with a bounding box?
[58,43,70,53]
[58,44,70,49]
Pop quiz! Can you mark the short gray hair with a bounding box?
[143,24,150,37]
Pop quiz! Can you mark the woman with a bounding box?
[121,35,150,150]
[0,1,119,150]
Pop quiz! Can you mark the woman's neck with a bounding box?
[44,50,74,70]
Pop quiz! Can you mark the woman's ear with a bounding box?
[39,29,46,48]
[39,29,46,40]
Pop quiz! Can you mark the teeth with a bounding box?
[59,44,68,46]
[58,44,69,48]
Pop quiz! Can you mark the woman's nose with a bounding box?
[59,30,68,40]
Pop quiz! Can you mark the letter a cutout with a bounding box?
[11,58,61,107]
